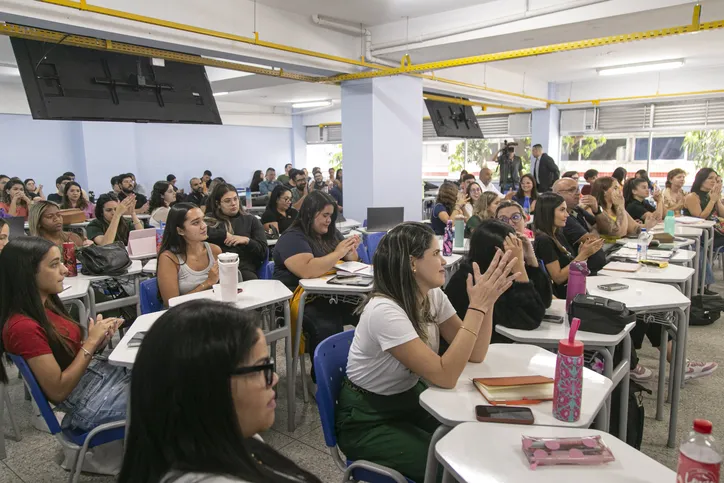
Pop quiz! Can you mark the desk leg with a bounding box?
[692,241,700,296]
[657,323,668,421]
[701,229,710,295]
[292,292,308,406]
[425,425,451,483]
[134,275,141,316]
[283,301,295,433]
[668,307,688,448]
[619,335,631,441]
[87,287,97,320]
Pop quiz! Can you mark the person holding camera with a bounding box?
[496,142,523,194]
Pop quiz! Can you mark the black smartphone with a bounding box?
[597,283,629,292]
[327,275,373,287]
[475,405,534,425]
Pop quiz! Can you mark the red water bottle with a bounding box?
[62,242,77,277]
[677,419,721,483]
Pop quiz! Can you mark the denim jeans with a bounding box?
[56,359,130,432]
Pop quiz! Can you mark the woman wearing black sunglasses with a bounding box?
[118,300,322,483]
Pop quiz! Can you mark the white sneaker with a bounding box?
[685,360,718,381]
[630,364,654,382]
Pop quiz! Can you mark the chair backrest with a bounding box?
[366,232,385,262]
[139,277,164,314]
[313,329,354,448]
[258,260,275,280]
[8,354,62,434]
[357,242,370,264]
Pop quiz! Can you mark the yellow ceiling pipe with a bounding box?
[325,7,724,82]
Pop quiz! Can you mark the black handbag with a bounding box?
[567,293,636,335]
[77,242,132,276]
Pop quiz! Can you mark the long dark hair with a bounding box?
[515,173,538,201]
[533,192,568,253]
[158,203,200,262]
[118,300,322,483]
[623,177,648,205]
[612,167,627,185]
[287,190,339,255]
[2,178,28,208]
[691,168,717,195]
[250,170,263,192]
[0,237,79,383]
[206,183,243,234]
[94,192,130,245]
[361,222,436,343]
[591,176,618,211]
[266,185,291,213]
[60,181,89,211]
[149,181,172,213]
[468,220,516,272]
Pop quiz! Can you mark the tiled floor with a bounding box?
[2,273,723,482]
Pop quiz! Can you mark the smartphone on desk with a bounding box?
[598,283,628,292]
[475,405,534,425]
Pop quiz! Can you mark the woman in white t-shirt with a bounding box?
[336,222,519,482]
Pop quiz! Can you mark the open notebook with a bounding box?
[473,376,554,406]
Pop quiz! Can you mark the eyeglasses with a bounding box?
[231,358,275,386]
[498,213,524,225]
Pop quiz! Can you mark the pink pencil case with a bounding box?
[521,435,615,470]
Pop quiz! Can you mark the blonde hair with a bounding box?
[472,192,499,220]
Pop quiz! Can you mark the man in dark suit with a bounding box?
[530,144,560,193]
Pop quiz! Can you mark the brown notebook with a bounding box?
[473,375,554,406]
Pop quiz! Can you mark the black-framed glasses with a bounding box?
[231,358,275,386]
[498,213,524,225]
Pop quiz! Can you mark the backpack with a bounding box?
[690,294,724,326]
[609,380,651,449]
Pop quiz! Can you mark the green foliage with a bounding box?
[328,145,343,172]
[448,139,493,172]
[562,136,607,160]
[683,130,724,171]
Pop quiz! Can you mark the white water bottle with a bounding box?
[217,252,239,302]
[677,419,721,483]
[637,228,649,262]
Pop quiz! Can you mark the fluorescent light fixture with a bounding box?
[0,66,20,76]
[213,92,229,97]
[597,59,685,76]
[292,100,333,109]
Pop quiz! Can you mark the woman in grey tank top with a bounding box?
[157,203,222,306]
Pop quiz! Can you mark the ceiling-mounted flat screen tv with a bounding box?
[424,94,483,139]
[11,37,221,124]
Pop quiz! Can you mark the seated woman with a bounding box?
[0,218,8,252]
[462,181,483,219]
[337,222,517,483]
[24,178,45,200]
[662,168,687,216]
[273,191,361,376]
[157,203,221,307]
[60,181,95,219]
[466,191,500,235]
[684,168,724,293]
[0,237,128,432]
[446,220,551,343]
[430,182,467,235]
[261,185,298,235]
[86,192,144,246]
[624,177,664,223]
[28,200,86,249]
[148,181,177,228]
[205,183,267,281]
[533,193,603,299]
[511,173,538,214]
[249,169,263,193]
[591,177,656,243]
[496,200,534,238]
[0,178,32,220]
[118,299,324,483]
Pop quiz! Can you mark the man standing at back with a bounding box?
[277,163,293,185]
[531,144,560,193]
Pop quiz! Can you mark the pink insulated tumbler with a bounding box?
[553,318,583,423]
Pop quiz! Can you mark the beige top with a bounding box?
[662,187,686,215]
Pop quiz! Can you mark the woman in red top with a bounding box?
[0,178,31,220]
[0,237,129,431]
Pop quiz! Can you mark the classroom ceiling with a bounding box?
[253,0,499,26]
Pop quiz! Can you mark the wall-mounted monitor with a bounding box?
[424,94,483,139]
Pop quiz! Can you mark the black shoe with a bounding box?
[704,288,719,296]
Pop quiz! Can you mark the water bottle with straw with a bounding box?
[553,317,584,423]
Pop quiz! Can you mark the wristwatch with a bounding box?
[594,206,603,215]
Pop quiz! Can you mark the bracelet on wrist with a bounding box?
[467,306,487,316]
[459,326,478,338]
[81,346,93,358]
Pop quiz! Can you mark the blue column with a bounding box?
[341,76,423,223]
[532,105,561,164]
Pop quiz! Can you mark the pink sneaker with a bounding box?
[685,360,718,381]
[630,364,654,382]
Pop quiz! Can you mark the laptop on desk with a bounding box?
[366,207,404,233]
[6,217,27,239]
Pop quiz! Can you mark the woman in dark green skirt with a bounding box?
[336,222,519,482]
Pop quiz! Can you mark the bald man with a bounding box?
[478,167,503,197]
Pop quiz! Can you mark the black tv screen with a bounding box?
[424,95,483,139]
[11,38,221,124]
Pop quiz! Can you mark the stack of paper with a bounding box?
[473,376,554,405]
[602,262,642,273]
[336,261,373,277]
[613,248,673,260]
[676,216,707,224]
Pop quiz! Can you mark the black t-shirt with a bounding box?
[626,199,655,222]
[47,193,62,204]
[260,207,298,234]
[534,231,575,299]
[272,227,343,290]
[118,191,148,209]
[185,191,208,208]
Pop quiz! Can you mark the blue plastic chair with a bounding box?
[139,278,163,315]
[357,242,370,264]
[258,260,275,280]
[9,354,125,483]
[314,330,412,483]
[366,231,386,262]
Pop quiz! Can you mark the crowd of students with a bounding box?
[0,161,722,482]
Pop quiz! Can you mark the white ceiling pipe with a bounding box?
[311,14,399,68]
[370,0,613,55]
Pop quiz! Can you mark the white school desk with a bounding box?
[496,299,634,440]
[652,221,713,296]
[335,219,362,233]
[59,277,92,331]
[599,263,695,300]
[435,423,675,483]
[588,275,691,447]
[419,344,613,483]
[78,259,144,318]
[164,280,295,431]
